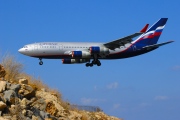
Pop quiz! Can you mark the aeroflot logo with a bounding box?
[39,43,58,45]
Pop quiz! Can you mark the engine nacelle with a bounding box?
[62,59,89,64]
[90,46,109,54]
[72,51,91,58]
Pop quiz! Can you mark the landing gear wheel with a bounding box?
[86,63,90,67]
[97,60,101,66]
[90,63,93,67]
[86,63,93,67]
[92,60,95,65]
[39,61,43,65]
[39,58,43,65]
[97,62,101,66]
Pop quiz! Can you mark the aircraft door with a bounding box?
[59,44,63,50]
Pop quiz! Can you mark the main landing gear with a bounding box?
[39,58,43,65]
[86,60,101,67]
[86,54,101,67]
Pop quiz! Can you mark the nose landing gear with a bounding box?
[39,58,43,65]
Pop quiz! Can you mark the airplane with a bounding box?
[18,18,174,67]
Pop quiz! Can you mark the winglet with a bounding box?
[140,24,149,33]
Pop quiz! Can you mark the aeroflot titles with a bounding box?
[39,43,58,45]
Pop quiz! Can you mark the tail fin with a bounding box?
[135,18,168,45]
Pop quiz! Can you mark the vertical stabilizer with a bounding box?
[135,18,168,45]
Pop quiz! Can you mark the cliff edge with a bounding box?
[0,56,122,120]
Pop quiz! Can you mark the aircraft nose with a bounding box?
[18,48,25,54]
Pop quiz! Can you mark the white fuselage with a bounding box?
[18,42,132,59]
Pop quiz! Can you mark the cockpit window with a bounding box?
[23,46,28,48]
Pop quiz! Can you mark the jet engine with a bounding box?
[62,59,89,64]
[90,46,109,54]
[71,51,91,58]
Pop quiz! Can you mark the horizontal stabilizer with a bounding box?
[142,40,174,50]
[140,24,149,33]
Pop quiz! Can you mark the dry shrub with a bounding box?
[0,64,6,78]
[60,100,70,112]
[69,105,79,111]
[28,76,49,90]
[80,111,88,120]
[1,53,23,82]
[48,89,71,111]
[23,73,63,99]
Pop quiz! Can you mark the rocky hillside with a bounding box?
[0,63,122,120]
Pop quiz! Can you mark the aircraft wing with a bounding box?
[104,32,143,50]
[104,24,149,50]
[142,40,174,50]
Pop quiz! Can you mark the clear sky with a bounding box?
[0,1,180,120]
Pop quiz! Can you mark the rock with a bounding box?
[20,98,31,109]
[10,84,21,94]
[9,105,16,113]
[69,111,82,120]
[0,94,3,101]
[31,108,57,120]
[3,90,16,104]
[18,89,24,94]
[31,107,42,119]
[26,110,33,118]
[26,117,31,120]
[0,81,7,93]
[19,78,28,84]
[11,115,18,120]
[0,78,4,81]
[18,84,35,99]
[0,101,6,111]
[48,116,59,120]
[45,119,53,120]
[31,98,46,111]
[41,88,46,92]
[95,114,101,119]
[30,97,36,103]
[22,109,26,116]
[0,65,6,79]
[40,111,50,119]
[45,101,58,117]
[0,117,9,120]
[10,105,16,109]
[6,82,11,90]
[36,90,67,117]
[32,115,39,120]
